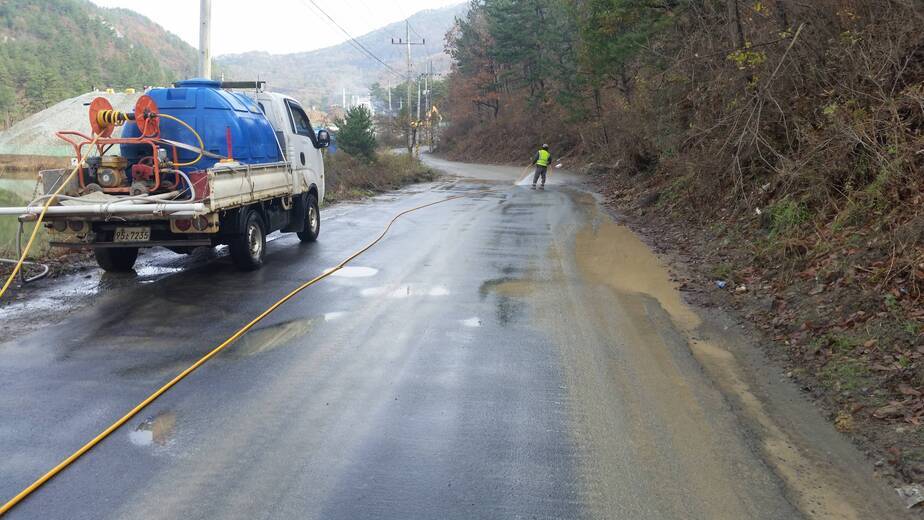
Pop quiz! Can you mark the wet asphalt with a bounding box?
[0,158,898,519]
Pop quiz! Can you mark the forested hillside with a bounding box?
[0,0,196,129]
[443,0,924,482]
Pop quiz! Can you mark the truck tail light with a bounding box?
[52,220,67,232]
[68,220,85,232]
[192,216,209,231]
[175,219,191,231]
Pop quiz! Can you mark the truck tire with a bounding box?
[297,193,320,243]
[230,209,266,270]
[95,247,139,272]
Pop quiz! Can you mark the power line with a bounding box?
[342,0,379,39]
[301,0,402,78]
[297,0,404,80]
[408,21,425,42]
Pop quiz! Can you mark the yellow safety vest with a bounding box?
[536,149,551,167]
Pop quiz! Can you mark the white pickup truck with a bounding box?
[16,82,330,272]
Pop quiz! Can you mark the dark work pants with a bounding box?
[533,165,547,186]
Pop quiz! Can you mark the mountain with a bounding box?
[0,0,197,129]
[216,3,467,108]
[0,1,466,129]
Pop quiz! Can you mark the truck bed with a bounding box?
[208,160,301,213]
[28,160,303,221]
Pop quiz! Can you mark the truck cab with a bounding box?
[253,92,327,204]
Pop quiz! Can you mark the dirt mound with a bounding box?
[0,91,141,156]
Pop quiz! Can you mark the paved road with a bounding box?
[0,157,905,519]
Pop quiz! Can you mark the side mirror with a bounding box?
[316,129,331,149]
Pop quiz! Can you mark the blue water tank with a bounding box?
[121,79,282,172]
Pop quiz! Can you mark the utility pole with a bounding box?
[424,61,430,113]
[387,81,392,114]
[198,0,212,79]
[416,77,422,121]
[425,61,432,152]
[391,21,424,152]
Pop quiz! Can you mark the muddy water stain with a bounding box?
[566,194,865,519]
[230,318,314,357]
[689,338,861,520]
[479,277,536,326]
[573,209,700,330]
[129,411,176,447]
[478,277,536,299]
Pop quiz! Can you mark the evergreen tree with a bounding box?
[335,106,377,161]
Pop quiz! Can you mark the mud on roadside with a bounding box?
[588,167,924,507]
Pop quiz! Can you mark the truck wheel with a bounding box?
[95,247,139,272]
[230,210,266,270]
[297,193,320,243]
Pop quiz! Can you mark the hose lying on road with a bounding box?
[0,259,48,285]
[0,186,490,516]
[0,221,50,286]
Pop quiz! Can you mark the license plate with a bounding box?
[114,227,150,243]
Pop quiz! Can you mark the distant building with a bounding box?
[345,95,374,116]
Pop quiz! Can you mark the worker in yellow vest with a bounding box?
[531,144,552,190]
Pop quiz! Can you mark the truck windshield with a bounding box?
[286,100,313,137]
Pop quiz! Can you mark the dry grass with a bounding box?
[324,151,438,202]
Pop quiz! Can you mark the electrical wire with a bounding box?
[408,20,425,44]
[340,0,378,39]
[0,187,491,515]
[296,0,405,80]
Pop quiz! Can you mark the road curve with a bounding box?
[0,156,905,519]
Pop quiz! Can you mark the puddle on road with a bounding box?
[129,411,176,447]
[360,284,450,298]
[231,317,314,357]
[460,317,482,327]
[134,265,184,278]
[323,311,348,321]
[327,266,378,278]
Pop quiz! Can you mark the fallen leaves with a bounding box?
[874,402,906,420]
[873,395,924,424]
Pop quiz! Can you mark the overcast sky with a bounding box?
[89,0,462,55]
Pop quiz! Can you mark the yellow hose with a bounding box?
[157,113,205,167]
[0,135,100,302]
[0,189,481,516]
[95,110,130,128]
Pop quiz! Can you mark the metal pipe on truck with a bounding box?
[0,203,206,217]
